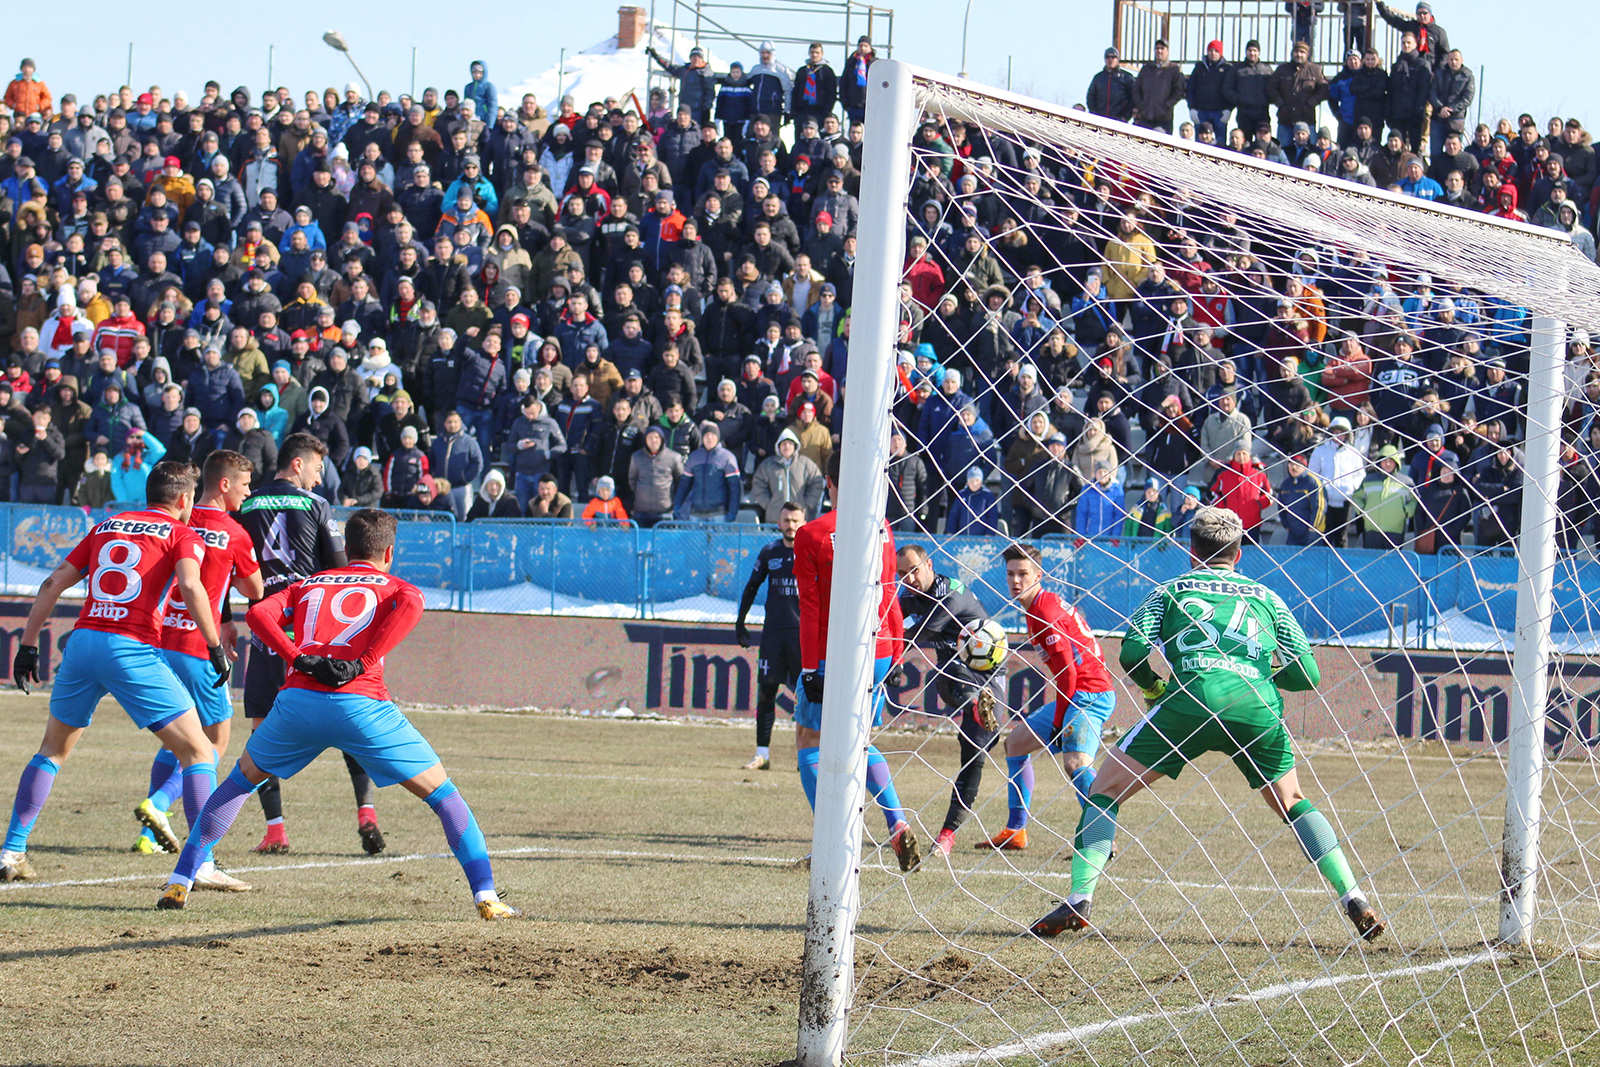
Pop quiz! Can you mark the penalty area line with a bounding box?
[910,949,1504,1067]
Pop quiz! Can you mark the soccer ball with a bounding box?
[962,619,1009,672]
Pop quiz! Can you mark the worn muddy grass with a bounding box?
[0,693,1596,1066]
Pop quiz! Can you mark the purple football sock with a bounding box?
[172,763,257,886]
[4,754,59,853]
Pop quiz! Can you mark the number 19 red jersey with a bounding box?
[247,562,426,701]
[66,509,204,647]
[161,504,261,659]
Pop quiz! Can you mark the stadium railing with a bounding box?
[0,502,1577,648]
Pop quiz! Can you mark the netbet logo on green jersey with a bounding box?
[1127,568,1311,723]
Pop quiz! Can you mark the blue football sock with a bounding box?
[1071,765,1097,809]
[180,761,217,835]
[1005,755,1034,830]
[797,747,820,810]
[148,750,182,811]
[5,754,59,853]
[425,779,496,897]
[171,763,258,887]
[864,746,904,832]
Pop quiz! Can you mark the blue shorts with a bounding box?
[245,688,440,788]
[163,649,235,727]
[50,630,196,731]
[1020,688,1116,756]
[793,656,891,732]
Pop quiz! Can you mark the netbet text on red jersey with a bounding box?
[161,505,261,659]
[1026,590,1114,699]
[67,510,204,647]
[251,564,426,701]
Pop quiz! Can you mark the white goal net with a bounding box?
[803,61,1600,1067]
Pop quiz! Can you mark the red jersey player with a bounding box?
[3,461,227,883]
[129,452,264,885]
[158,509,518,919]
[791,453,918,872]
[979,542,1119,851]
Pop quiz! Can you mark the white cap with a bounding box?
[759,39,775,51]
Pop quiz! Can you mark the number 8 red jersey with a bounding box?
[248,562,426,701]
[66,509,205,647]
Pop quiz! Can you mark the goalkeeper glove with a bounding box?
[800,669,825,703]
[294,654,367,689]
[13,644,39,694]
[1140,678,1167,707]
[885,665,906,689]
[208,645,232,689]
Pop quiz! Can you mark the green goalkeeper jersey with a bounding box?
[1122,566,1315,727]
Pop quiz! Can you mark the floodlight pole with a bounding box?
[1499,314,1563,946]
[796,58,914,1067]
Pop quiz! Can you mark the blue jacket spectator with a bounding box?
[185,348,247,431]
[551,299,609,367]
[945,468,1002,536]
[1277,459,1327,546]
[1077,471,1126,540]
[916,372,971,453]
[110,430,166,504]
[463,61,498,124]
[673,422,742,521]
[86,382,147,453]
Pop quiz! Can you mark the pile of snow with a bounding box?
[506,21,723,110]
[1334,607,1600,655]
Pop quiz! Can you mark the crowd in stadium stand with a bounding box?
[0,12,1588,552]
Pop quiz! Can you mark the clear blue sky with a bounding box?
[7,1,1593,124]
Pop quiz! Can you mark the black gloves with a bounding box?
[13,645,39,694]
[208,645,232,688]
[293,654,366,688]
[801,669,825,703]
[736,621,752,648]
[886,665,907,689]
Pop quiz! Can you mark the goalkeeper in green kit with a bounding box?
[1031,506,1385,942]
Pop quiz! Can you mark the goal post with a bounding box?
[798,58,916,1067]
[801,60,1600,1067]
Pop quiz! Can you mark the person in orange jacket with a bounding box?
[4,59,52,119]
[580,475,631,526]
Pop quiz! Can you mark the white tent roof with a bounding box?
[506,22,724,111]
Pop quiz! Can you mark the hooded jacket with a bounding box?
[749,427,824,521]
[672,429,742,520]
[628,427,685,516]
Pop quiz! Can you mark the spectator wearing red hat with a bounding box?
[127,91,158,133]
[151,155,196,215]
[1187,40,1232,139]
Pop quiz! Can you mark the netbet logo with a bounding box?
[98,519,173,538]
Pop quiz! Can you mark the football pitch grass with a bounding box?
[0,692,1597,1066]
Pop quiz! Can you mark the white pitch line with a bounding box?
[0,843,803,893]
[912,949,1505,1067]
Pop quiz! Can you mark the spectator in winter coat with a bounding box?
[1086,48,1136,122]
[222,408,278,484]
[629,423,685,526]
[1387,33,1432,152]
[1122,478,1174,539]
[382,425,431,507]
[86,381,147,454]
[341,447,384,508]
[1224,40,1275,136]
[1416,457,1472,552]
[15,408,66,504]
[1077,464,1126,541]
[466,467,521,519]
[109,429,166,504]
[429,410,484,519]
[750,428,825,522]
[695,378,754,459]
[1268,41,1329,148]
[1209,447,1273,537]
[648,47,718,124]
[673,422,742,522]
[1276,455,1327,545]
[1187,41,1233,136]
[1353,443,1417,548]
[945,467,1002,536]
[503,394,567,512]
[290,386,353,470]
[253,383,289,443]
[1132,40,1186,133]
[525,473,574,519]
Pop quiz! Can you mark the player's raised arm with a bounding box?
[1268,590,1320,692]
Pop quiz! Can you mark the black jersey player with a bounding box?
[236,433,384,855]
[735,503,804,770]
